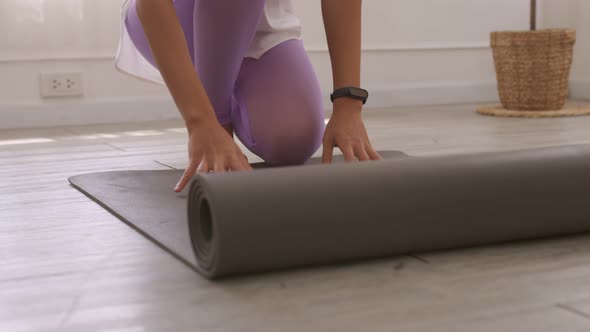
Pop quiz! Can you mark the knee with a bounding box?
[256,113,324,166]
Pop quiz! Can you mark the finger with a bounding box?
[322,142,334,164]
[229,155,248,171]
[196,159,209,173]
[213,159,226,173]
[175,161,198,192]
[204,155,216,173]
[366,145,382,160]
[230,152,251,171]
[341,145,358,162]
[241,154,253,170]
[354,144,371,161]
[228,157,241,171]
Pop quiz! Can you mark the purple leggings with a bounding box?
[126,0,325,166]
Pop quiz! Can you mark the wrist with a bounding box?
[330,86,368,105]
[184,110,217,134]
[333,97,363,114]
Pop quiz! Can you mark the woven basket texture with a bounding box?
[491,29,576,111]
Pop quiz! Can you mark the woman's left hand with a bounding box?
[322,98,382,163]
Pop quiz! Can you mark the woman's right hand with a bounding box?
[174,118,252,192]
[134,1,252,193]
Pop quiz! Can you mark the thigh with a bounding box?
[233,39,325,165]
[125,0,195,67]
[191,0,265,124]
[125,0,265,125]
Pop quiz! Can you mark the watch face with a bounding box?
[349,87,369,99]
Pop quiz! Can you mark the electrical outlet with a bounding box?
[40,72,84,98]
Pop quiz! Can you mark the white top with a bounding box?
[115,0,302,84]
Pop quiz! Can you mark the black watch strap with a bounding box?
[330,87,369,105]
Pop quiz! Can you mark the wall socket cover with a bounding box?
[40,72,84,98]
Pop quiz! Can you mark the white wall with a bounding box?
[566,0,590,98]
[0,0,171,128]
[300,0,528,109]
[0,0,587,129]
[539,0,590,99]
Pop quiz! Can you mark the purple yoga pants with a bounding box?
[125,0,325,165]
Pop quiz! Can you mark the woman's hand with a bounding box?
[174,118,252,192]
[135,0,251,193]
[322,99,381,163]
[321,0,378,163]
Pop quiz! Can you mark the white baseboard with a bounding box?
[1,81,500,129]
[571,80,590,100]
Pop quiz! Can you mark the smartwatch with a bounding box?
[330,87,369,105]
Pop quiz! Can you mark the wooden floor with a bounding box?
[3,102,590,332]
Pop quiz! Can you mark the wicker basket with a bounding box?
[491,29,576,111]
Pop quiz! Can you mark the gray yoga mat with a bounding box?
[69,146,590,279]
[68,152,405,273]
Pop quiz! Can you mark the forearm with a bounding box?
[321,0,362,93]
[320,0,380,162]
[136,0,216,127]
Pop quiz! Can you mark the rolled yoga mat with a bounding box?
[69,146,590,279]
[68,152,405,274]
